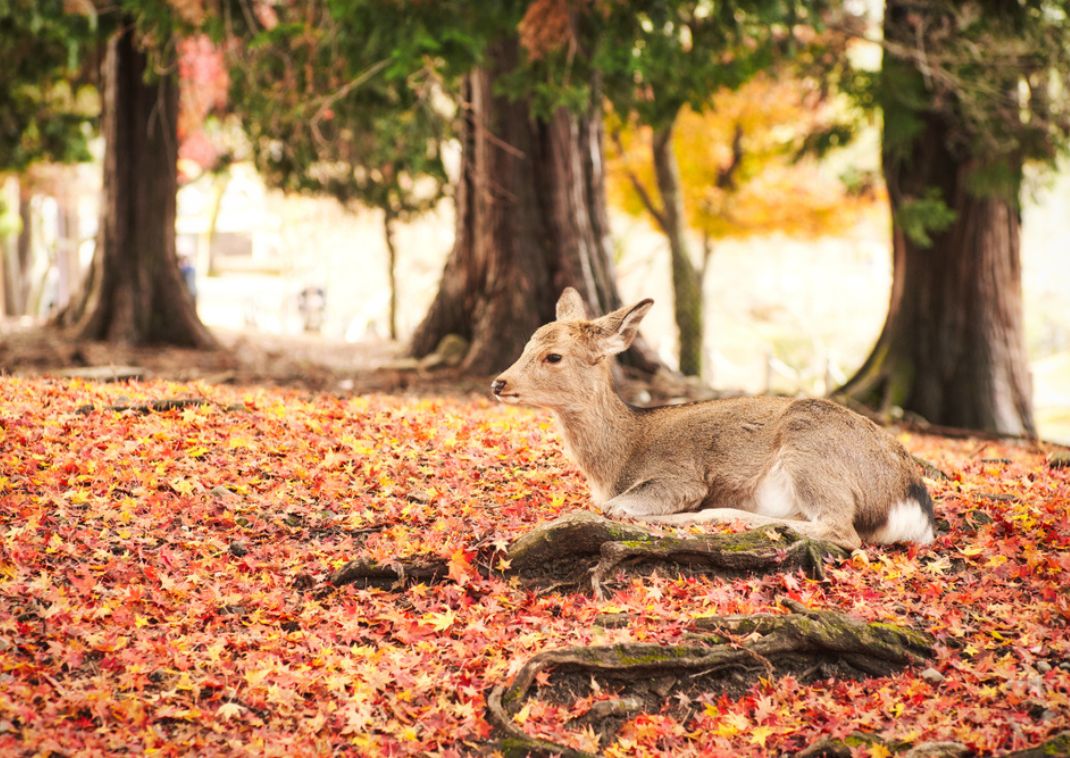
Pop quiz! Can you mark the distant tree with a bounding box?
[409,5,664,374]
[0,0,96,316]
[837,0,1070,435]
[606,73,873,372]
[60,6,217,347]
[588,0,841,376]
[224,0,451,340]
[0,1,216,345]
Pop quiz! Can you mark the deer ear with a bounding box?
[555,287,588,321]
[597,299,653,356]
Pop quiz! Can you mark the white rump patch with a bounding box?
[753,459,800,519]
[871,498,934,545]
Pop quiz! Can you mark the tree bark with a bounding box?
[652,116,703,376]
[410,36,660,376]
[58,21,216,348]
[838,2,1034,436]
[383,209,398,341]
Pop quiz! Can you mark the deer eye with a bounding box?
[545,353,563,364]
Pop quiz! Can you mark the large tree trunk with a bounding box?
[838,2,1034,436]
[59,21,216,348]
[652,117,703,377]
[410,37,660,375]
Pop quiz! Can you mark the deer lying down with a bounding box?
[492,288,935,551]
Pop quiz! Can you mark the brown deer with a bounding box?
[492,288,935,550]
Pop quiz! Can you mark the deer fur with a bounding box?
[492,288,935,551]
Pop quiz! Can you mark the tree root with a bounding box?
[1006,731,1070,758]
[330,512,846,596]
[911,453,950,481]
[76,397,212,415]
[505,510,653,572]
[330,558,447,589]
[508,513,845,596]
[486,599,934,755]
[586,524,845,598]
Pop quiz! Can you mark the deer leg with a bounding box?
[601,480,707,519]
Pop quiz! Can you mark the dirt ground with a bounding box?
[0,321,729,412]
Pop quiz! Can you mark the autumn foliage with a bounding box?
[1,377,1068,754]
[607,75,882,242]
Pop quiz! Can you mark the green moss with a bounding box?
[606,527,653,542]
[1044,734,1070,754]
[609,644,701,667]
[868,621,934,650]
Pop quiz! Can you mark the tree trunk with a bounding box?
[4,183,33,316]
[383,209,398,341]
[53,179,80,314]
[652,117,703,376]
[410,37,660,375]
[838,3,1034,436]
[58,21,216,348]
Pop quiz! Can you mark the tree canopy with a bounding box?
[0,0,98,171]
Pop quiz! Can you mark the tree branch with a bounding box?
[609,128,669,233]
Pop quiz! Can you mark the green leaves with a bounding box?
[226,0,455,218]
[881,0,1070,178]
[0,0,98,170]
[896,188,957,247]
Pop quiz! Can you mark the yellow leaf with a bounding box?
[424,609,456,632]
[399,726,418,742]
[750,725,774,747]
[217,702,243,720]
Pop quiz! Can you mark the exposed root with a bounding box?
[1006,731,1070,758]
[505,511,652,573]
[507,513,845,596]
[76,397,213,415]
[485,686,597,758]
[588,525,844,597]
[331,513,845,597]
[912,453,950,481]
[330,558,447,589]
[486,599,935,752]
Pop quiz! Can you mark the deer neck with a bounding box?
[553,386,638,504]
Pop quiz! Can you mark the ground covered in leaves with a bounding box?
[1,377,1068,755]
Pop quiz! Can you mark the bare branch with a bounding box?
[609,128,669,233]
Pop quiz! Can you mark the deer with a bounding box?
[491,288,935,551]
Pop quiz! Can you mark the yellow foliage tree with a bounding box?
[608,74,881,254]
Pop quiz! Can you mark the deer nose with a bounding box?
[492,379,507,396]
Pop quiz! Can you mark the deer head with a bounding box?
[492,288,653,412]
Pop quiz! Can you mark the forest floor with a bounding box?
[0,374,1068,755]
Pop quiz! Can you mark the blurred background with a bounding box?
[1,0,1068,441]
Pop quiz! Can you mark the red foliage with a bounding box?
[177,36,228,171]
[0,377,1066,754]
